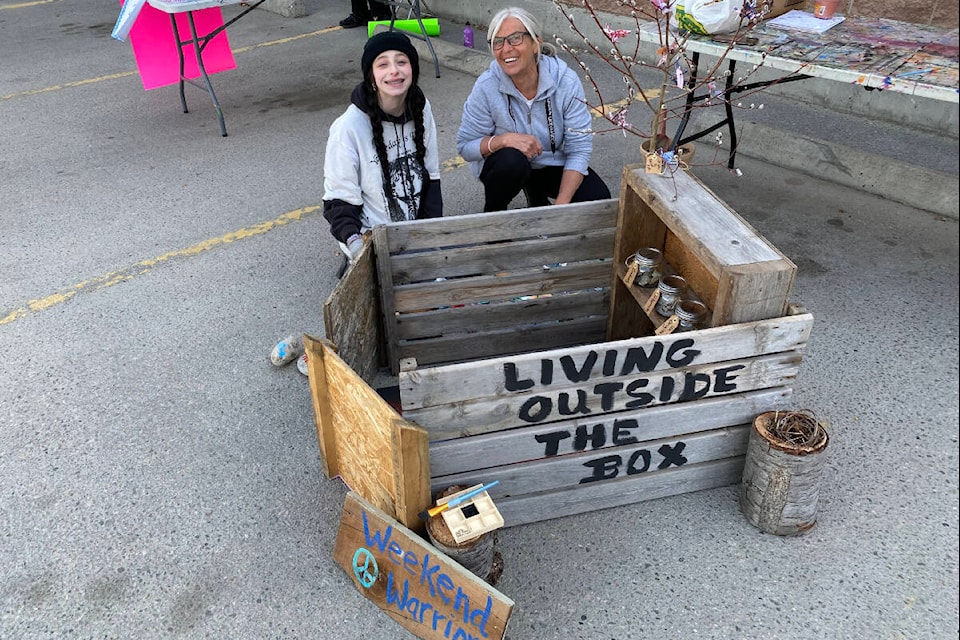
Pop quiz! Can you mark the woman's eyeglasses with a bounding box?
[491,31,530,50]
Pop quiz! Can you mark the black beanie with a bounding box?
[361,31,420,83]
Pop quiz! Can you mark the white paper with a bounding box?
[767,9,845,34]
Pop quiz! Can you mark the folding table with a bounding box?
[145,0,265,136]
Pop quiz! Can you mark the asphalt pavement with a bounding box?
[1,2,958,639]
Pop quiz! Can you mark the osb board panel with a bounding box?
[428,387,791,476]
[431,425,750,497]
[495,457,745,527]
[323,241,382,382]
[333,492,514,640]
[400,313,813,411]
[303,335,429,531]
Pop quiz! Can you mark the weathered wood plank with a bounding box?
[383,199,618,252]
[392,419,431,535]
[495,457,744,527]
[430,425,750,497]
[397,316,608,368]
[400,313,813,410]
[390,261,611,312]
[428,387,791,476]
[373,226,404,375]
[303,336,429,530]
[322,240,382,382]
[333,492,514,640]
[395,288,608,340]
[404,351,803,439]
[714,260,796,326]
[389,228,615,284]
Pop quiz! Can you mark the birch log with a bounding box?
[740,411,829,536]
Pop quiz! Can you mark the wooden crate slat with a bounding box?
[322,241,382,382]
[383,199,618,252]
[372,226,404,374]
[403,351,803,439]
[428,387,791,476]
[394,288,608,340]
[396,316,608,368]
[390,261,611,312]
[389,228,615,284]
[494,457,745,527]
[430,425,749,497]
[400,312,813,410]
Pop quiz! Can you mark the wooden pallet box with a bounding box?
[306,171,813,530]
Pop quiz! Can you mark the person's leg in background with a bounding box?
[341,0,391,28]
[369,0,393,21]
[479,148,532,212]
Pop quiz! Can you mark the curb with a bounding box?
[406,27,958,219]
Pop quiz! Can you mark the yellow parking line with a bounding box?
[1,27,341,102]
[0,157,470,326]
[0,0,59,10]
[0,206,320,326]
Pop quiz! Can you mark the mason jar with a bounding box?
[675,299,707,331]
[655,274,687,317]
[625,247,663,287]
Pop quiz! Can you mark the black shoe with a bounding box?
[339,14,366,28]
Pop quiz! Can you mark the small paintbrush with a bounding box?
[418,481,500,521]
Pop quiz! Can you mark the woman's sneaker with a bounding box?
[270,334,303,366]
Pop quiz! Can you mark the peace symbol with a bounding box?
[352,547,379,589]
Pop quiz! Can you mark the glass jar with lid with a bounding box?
[674,299,707,331]
[625,247,663,287]
[655,274,687,317]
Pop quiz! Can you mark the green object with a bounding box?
[367,18,440,38]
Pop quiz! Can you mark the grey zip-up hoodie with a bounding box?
[456,53,594,179]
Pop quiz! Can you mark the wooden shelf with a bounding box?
[615,262,713,332]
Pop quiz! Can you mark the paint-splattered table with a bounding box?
[638,15,959,167]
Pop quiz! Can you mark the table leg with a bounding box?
[185,11,228,136]
[169,15,188,115]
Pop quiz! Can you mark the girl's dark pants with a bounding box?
[479,148,611,212]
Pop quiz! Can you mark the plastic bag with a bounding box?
[111,0,147,42]
[676,0,743,35]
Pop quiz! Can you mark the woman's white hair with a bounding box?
[486,6,557,60]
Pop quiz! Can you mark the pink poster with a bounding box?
[127,3,237,90]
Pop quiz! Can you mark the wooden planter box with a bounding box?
[306,167,813,531]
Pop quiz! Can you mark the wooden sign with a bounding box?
[334,492,514,640]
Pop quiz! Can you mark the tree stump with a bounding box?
[740,410,829,536]
[425,486,501,585]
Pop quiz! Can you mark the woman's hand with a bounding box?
[496,132,542,159]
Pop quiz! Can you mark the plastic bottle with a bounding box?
[463,22,474,49]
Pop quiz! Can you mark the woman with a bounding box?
[323,30,443,265]
[456,7,610,212]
